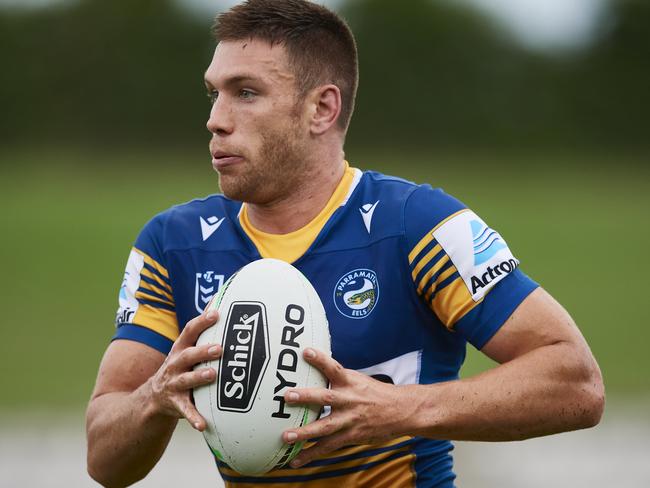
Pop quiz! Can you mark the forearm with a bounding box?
[86,379,178,488]
[405,341,604,441]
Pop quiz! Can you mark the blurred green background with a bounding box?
[0,0,648,411]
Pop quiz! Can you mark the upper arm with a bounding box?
[481,287,594,364]
[91,213,176,400]
[90,339,166,400]
[404,185,538,347]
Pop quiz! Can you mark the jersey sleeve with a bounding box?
[112,213,179,354]
[404,185,538,349]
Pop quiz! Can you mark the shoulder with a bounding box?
[359,170,417,200]
[353,169,466,236]
[403,183,467,242]
[328,168,467,255]
[358,169,464,214]
[135,194,243,254]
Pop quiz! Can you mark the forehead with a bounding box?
[205,39,295,87]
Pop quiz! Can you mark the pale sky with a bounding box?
[1,0,609,51]
[181,0,611,51]
[458,0,609,50]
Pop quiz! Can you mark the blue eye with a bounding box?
[239,89,256,100]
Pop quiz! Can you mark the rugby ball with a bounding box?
[193,258,331,475]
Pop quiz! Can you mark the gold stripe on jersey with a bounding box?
[408,209,469,264]
[138,279,174,303]
[349,451,416,488]
[140,266,173,295]
[135,289,175,308]
[132,305,179,341]
[311,435,412,464]
[424,264,458,301]
[410,243,443,281]
[223,451,416,488]
[133,247,170,279]
[415,253,449,294]
[220,436,415,486]
[127,247,178,340]
[432,276,482,328]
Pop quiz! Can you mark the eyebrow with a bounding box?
[204,74,263,90]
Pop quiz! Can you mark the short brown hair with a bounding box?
[214,0,358,131]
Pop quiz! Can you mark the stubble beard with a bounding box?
[219,117,307,205]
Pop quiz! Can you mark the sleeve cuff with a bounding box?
[112,324,174,355]
[455,269,539,350]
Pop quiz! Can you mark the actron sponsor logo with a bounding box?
[218,302,270,413]
[470,258,519,295]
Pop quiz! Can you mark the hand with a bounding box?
[148,310,222,431]
[282,348,414,468]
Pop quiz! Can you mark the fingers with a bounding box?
[170,367,217,391]
[284,387,341,408]
[176,396,208,431]
[289,430,353,468]
[283,413,345,444]
[303,348,346,383]
[173,310,220,351]
[148,311,223,428]
[173,343,222,371]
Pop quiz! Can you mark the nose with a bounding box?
[206,95,234,136]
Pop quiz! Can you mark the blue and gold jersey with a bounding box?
[114,164,538,487]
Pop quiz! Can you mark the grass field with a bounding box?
[0,147,648,409]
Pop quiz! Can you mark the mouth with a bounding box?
[211,150,244,170]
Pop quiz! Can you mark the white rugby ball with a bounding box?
[193,258,331,475]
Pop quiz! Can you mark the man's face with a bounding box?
[205,39,309,204]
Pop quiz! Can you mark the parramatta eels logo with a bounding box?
[333,269,379,319]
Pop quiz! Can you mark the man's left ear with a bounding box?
[309,85,342,135]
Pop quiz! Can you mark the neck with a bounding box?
[246,151,346,234]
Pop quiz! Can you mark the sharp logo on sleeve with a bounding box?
[115,308,135,326]
[433,211,519,301]
[195,271,224,313]
[200,216,225,241]
[115,250,144,327]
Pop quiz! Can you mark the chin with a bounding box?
[219,177,257,203]
[219,182,244,202]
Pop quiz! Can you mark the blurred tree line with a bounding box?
[0,0,648,154]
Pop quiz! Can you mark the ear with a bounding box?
[308,85,342,135]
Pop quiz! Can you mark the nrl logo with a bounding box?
[195,271,224,313]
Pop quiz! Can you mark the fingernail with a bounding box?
[290,459,302,468]
[194,422,201,430]
[206,311,218,321]
[286,391,299,402]
[201,369,213,379]
[208,345,220,356]
[304,348,316,359]
[286,432,298,442]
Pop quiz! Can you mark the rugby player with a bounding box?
[86,1,605,486]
